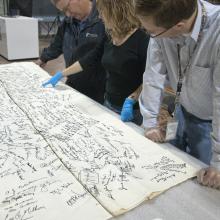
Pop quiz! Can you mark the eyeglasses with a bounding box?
[145,22,178,38]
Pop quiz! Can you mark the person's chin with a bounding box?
[72,14,82,20]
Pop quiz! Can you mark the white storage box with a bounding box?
[0,16,39,60]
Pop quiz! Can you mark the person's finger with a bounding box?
[160,130,166,142]
[207,176,215,188]
[203,169,215,186]
[151,130,161,142]
[197,168,207,183]
[145,130,155,140]
[145,128,162,142]
[213,173,220,189]
[121,115,126,121]
[156,129,165,142]
[42,81,51,87]
[121,111,128,121]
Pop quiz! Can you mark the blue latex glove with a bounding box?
[42,71,63,87]
[120,98,136,122]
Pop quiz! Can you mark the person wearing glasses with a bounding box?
[134,0,220,189]
[42,0,149,125]
[36,0,106,104]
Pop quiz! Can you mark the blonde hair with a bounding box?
[97,0,141,40]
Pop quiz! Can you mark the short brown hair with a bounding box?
[134,0,197,28]
[208,0,220,4]
[97,0,140,40]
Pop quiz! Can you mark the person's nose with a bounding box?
[65,11,71,17]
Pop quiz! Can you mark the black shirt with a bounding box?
[80,29,149,107]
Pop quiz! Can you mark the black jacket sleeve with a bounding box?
[40,21,66,63]
[78,34,107,71]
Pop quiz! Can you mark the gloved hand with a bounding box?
[120,98,136,122]
[42,71,63,87]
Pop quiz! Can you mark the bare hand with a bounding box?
[144,127,166,143]
[35,59,46,68]
[197,167,220,189]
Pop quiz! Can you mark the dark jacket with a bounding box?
[40,0,106,103]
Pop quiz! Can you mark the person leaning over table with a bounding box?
[133,0,220,189]
[43,0,150,125]
[36,0,106,104]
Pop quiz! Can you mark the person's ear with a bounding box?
[173,22,185,30]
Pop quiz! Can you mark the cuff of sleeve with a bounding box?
[211,135,220,171]
[139,95,158,129]
[40,55,48,64]
[142,117,158,130]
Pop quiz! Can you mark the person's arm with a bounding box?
[121,31,150,122]
[42,61,83,87]
[39,20,66,66]
[42,36,106,87]
[62,34,106,76]
[197,47,220,188]
[139,39,167,142]
[129,85,143,101]
[62,61,83,76]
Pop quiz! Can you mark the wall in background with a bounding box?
[0,1,4,15]
[32,0,60,17]
[32,0,62,36]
